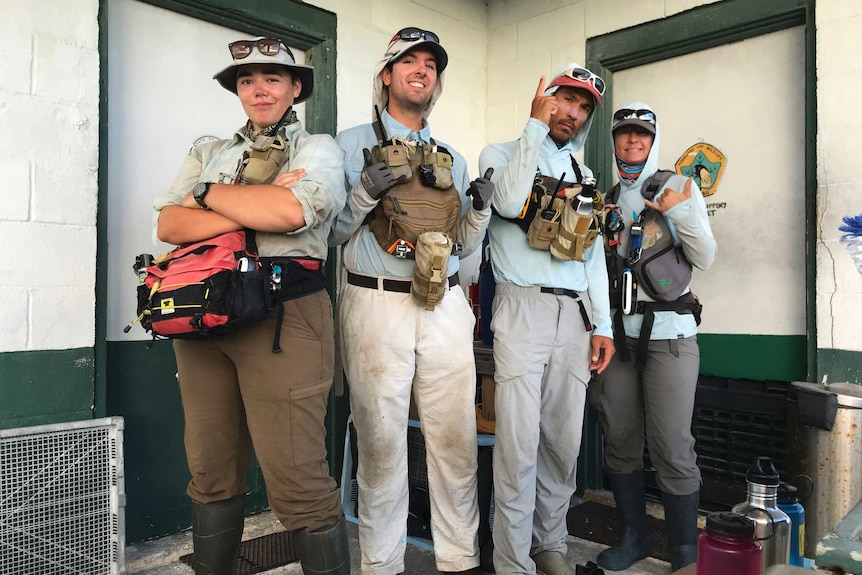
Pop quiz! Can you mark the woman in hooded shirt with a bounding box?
[590,103,716,572]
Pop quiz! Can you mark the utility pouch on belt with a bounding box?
[241,134,289,185]
[411,231,452,311]
[527,194,565,251]
[550,186,601,262]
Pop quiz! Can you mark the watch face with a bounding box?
[193,182,210,207]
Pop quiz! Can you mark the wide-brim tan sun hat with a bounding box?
[213,38,315,104]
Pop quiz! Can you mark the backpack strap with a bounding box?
[569,154,584,184]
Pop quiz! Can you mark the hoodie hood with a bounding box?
[372,38,446,122]
[614,101,660,190]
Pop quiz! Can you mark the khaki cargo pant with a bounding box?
[173,290,342,532]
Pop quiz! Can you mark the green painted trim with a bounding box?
[0,348,95,430]
[817,348,862,384]
[699,334,807,381]
[94,0,110,420]
[804,4,819,382]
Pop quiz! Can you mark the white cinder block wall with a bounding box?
[815,2,862,353]
[2,0,861,359]
[0,0,100,353]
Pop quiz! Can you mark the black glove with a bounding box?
[359,148,405,200]
[467,168,495,211]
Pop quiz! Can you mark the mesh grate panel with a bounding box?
[0,418,125,575]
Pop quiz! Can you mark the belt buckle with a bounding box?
[551,287,565,296]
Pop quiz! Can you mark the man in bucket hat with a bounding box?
[154,37,348,575]
[329,27,493,575]
[478,64,615,574]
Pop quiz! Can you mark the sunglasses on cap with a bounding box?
[389,27,440,45]
[559,65,606,96]
[613,108,657,125]
[228,38,295,61]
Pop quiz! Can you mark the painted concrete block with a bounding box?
[30,287,95,350]
[517,4,583,60]
[0,289,28,353]
[33,162,97,226]
[0,161,31,222]
[33,35,99,104]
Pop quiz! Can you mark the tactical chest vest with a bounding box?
[366,137,461,259]
[494,155,601,262]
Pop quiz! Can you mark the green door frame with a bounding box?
[95,0,341,541]
[579,0,817,490]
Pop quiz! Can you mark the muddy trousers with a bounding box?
[339,280,480,575]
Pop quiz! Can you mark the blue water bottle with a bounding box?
[777,481,806,566]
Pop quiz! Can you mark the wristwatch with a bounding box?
[193,182,212,209]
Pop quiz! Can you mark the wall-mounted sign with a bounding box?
[675,142,726,197]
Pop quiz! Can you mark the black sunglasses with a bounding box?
[613,108,657,125]
[390,27,440,45]
[228,38,295,61]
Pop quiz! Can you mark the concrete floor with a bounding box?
[124,507,672,575]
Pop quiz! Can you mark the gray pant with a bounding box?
[590,336,701,495]
[490,283,592,574]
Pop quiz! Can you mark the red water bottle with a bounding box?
[697,512,762,575]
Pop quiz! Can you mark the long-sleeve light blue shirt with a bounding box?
[479,118,612,338]
[330,110,490,279]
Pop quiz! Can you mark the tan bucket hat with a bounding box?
[213,37,315,103]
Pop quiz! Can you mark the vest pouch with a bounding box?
[429,150,454,190]
[242,135,288,185]
[527,196,564,251]
[550,196,600,262]
[411,231,451,311]
[372,143,413,183]
[633,243,691,302]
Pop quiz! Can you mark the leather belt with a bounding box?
[347,271,459,293]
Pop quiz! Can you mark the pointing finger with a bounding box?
[535,76,546,99]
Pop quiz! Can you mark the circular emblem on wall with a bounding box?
[674,143,727,197]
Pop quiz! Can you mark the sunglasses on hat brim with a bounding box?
[557,66,606,96]
[229,38,295,61]
[389,27,440,46]
[613,108,657,126]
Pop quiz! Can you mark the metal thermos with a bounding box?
[732,457,792,570]
[777,481,807,567]
[697,511,762,575]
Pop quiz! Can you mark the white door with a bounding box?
[613,26,806,351]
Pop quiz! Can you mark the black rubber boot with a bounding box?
[660,490,699,571]
[293,516,351,575]
[596,470,650,571]
[191,495,245,575]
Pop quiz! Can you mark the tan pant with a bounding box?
[173,290,342,532]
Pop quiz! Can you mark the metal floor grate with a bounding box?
[179,531,298,575]
[0,417,125,575]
